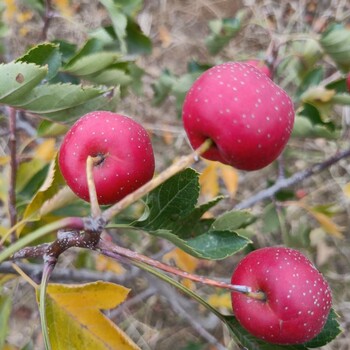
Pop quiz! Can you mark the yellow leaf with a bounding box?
[35,139,56,162]
[302,86,335,103]
[163,247,199,273]
[0,156,10,165]
[162,130,174,145]
[343,183,350,197]
[95,255,126,275]
[309,211,343,238]
[43,282,140,350]
[52,0,73,17]
[16,10,33,23]
[218,163,239,197]
[207,293,231,310]
[3,0,17,21]
[291,201,344,238]
[158,25,172,48]
[199,161,219,198]
[200,160,239,198]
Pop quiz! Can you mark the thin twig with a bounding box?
[0,261,129,285]
[8,107,17,243]
[41,0,54,41]
[97,239,265,299]
[235,147,350,210]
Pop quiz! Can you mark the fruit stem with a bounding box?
[86,155,102,218]
[102,139,213,222]
[245,290,267,301]
[97,238,254,296]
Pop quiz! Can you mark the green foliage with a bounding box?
[0,61,47,104]
[205,10,247,55]
[17,43,62,80]
[135,169,252,259]
[320,23,350,72]
[0,290,12,349]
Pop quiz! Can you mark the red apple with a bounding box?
[59,111,155,205]
[182,62,294,171]
[231,247,332,344]
[244,59,272,79]
[346,73,350,92]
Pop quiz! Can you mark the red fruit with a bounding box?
[346,73,350,92]
[182,62,294,171]
[244,59,272,79]
[59,111,155,205]
[231,247,332,345]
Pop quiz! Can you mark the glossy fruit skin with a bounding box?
[244,59,272,79]
[59,111,155,205]
[182,62,295,171]
[231,247,332,345]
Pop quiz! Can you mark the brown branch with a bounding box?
[41,0,54,41]
[235,146,350,210]
[97,239,265,299]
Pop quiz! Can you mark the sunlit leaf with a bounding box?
[34,139,56,162]
[163,247,199,273]
[95,255,126,275]
[200,160,239,198]
[207,293,231,310]
[41,282,140,350]
[343,183,350,198]
[290,202,343,238]
[22,156,74,221]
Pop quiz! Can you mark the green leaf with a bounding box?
[136,168,200,232]
[292,116,338,140]
[320,23,350,72]
[0,61,47,105]
[7,83,111,122]
[16,43,62,80]
[205,17,242,55]
[224,316,308,350]
[0,291,12,349]
[135,169,250,259]
[305,309,341,348]
[42,90,118,123]
[152,69,176,106]
[212,211,255,231]
[149,228,250,260]
[296,67,324,99]
[64,38,104,67]
[124,18,152,55]
[22,156,75,221]
[64,52,120,76]
[88,68,132,87]
[184,229,250,259]
[99,0,128,53]
[331,93,350,105]
[37,120,69,137]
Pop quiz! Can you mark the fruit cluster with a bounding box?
[58,61,331,345]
